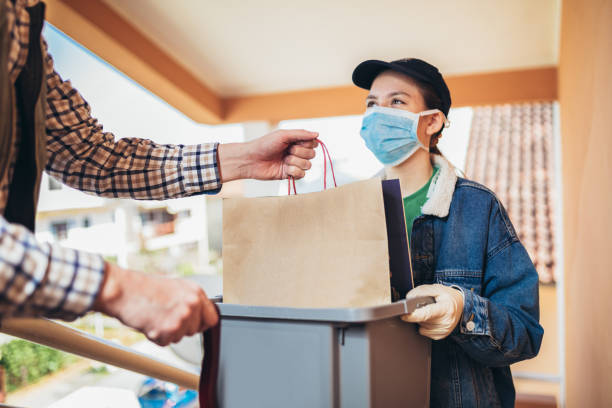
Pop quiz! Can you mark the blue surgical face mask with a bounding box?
[360,106,444,167]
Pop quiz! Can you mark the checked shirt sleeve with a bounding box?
[0,216,105,320]
[43,44,221,199]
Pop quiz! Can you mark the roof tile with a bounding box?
[464,102,557,283]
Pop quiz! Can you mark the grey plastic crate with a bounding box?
[215,297,432,408]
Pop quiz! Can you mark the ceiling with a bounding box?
[102,0,560,97]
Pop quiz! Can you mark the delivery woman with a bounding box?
[352,58,543,408]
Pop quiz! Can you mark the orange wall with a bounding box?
[223,67,557,123]
[559,0,612,406]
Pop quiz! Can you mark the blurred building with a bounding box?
[36,173,212,274]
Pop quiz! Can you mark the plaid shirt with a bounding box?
[1,0,221,320]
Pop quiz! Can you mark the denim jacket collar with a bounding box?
[377,154,458,218]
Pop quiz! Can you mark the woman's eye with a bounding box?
[391,98,404,105]
[366,101,377,107]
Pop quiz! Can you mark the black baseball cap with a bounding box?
[352,58,452,117]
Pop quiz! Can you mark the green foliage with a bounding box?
[176,261,195,276]
[103,255,118,264]
[0,339,77,392]
[86,365,109,375]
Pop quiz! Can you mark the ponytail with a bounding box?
[428,125,444,155]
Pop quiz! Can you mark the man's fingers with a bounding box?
[297,139,319,149]
[144,284,216,345]
[179,285,205,337]
[147,329,171,347]
[289,144,316,159]
[198,291,211,333]
[200,290,219,331]
[184,309,203,338]
[147,319,186,346]
[285,165,306,179]
[284,155,312,171]
[280,129,319,143]
[167,331,187,345]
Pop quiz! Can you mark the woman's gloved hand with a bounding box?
[401,284,464,340]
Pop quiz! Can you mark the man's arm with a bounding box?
[43,43,317,198]
[43,43,221,199]
[0,215,217,346]
[0,215,105,320]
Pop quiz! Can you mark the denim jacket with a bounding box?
[385,155,543,408]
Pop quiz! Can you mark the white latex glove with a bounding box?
[401,284,464,340]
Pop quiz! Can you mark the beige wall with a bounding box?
[512,285,560,401]
[559,0,612,406]
[512,284,559,369]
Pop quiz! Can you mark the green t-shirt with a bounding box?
[403,166,439,243]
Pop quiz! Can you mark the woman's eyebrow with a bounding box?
[366,91,411,100]
[388,91,411,98]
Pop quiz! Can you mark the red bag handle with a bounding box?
[199,303,221,408]
[288,140,337,195]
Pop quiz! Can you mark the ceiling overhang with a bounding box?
[46,0,223,123]
[46,0,558,125]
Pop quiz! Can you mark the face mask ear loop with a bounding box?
[418,109,449,149]
[287,139,337,195]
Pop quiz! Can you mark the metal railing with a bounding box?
[0,318,199,390]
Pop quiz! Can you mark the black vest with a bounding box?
[0,1,49,232]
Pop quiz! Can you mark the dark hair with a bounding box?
[412,79,445,155]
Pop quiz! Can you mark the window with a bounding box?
[139,208,175,226]
[51,221,69,240]
[48,177,62,191]
[177,210,191,220]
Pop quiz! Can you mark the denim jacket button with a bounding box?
[466,321,476,331]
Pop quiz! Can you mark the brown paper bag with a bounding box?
[222,178,392,308]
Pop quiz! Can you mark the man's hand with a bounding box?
[217,129,319,182]
[401,284,464,340]
[92,263,218,346]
